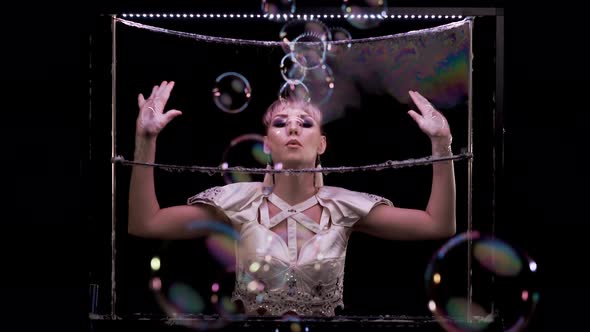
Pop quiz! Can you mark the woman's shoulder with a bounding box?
[188,182,263,205]
[316,186,392,227]
[317,185,387,203]
[212,181,265,199]
[219,181,263,191]
[188,182,264,225]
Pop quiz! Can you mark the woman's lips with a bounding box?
[286,140,302,147]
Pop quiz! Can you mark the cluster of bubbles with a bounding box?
[425,231,539,332]
[269,0,388,106]
[212,0,391,115]
[277,19,338,105]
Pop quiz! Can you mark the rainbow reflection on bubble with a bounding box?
[328,19,470,116]
[412,51,469,109]
[188,220,240,272]
[149,220,243,329]
[168,282,205,314]
[378,37,468,109]
[425,231,539,332]
[206,233,238,273]
[473,239,523,277]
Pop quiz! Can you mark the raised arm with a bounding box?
[354,90,456,240]
[128,81,229,239]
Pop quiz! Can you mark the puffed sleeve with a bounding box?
[187,182,265,225]
[316,186,393,228]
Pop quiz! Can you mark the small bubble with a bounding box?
[212,72,252,114]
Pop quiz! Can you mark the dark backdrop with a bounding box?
[5,1,587,332]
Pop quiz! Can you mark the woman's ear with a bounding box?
[318,135,327,155]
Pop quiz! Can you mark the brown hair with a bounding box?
[262,98,323,133]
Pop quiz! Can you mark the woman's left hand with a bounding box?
[407,90,452,144]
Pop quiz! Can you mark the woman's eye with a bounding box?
[272,119,286,127]
[302,119,314,128]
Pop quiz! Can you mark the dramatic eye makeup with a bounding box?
[271,117,287,127]
[271,114,315,128]
[301,117,314,128]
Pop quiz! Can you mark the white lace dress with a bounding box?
[187,182,392,316]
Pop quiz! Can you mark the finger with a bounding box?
[149,85,158,100]
[162,81,175,100]
[138,93,145,108]
[164,110,182,123]
[410,90,435,115]
[156,81,168,96]
[408,91,423,114]
[407,110,423,125]
[410,90,429,103]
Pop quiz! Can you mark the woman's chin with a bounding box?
[274,159,310,169]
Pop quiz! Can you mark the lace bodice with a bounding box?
[188,182,392,316]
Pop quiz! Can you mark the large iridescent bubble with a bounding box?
[149,220,244,329]
[221,134,268,184]
[425,231,539,332]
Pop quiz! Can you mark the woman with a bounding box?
[128,80,456,316]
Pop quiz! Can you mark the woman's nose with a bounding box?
[287,120,300,135]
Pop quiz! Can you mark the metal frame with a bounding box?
[110,14,119,320]
[106,6,504,321]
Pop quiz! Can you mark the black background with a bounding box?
[3,1,585,331]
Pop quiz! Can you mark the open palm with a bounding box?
[136,81,182,138]
[407,90,451,140]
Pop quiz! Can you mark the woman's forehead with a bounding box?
[272,107,310,116]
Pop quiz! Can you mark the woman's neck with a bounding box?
[271,173,317,205]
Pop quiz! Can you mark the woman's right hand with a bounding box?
[136,81,182,138]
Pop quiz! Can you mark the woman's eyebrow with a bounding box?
[272,113,311,119]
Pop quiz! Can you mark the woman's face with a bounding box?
[264,106,326,168]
